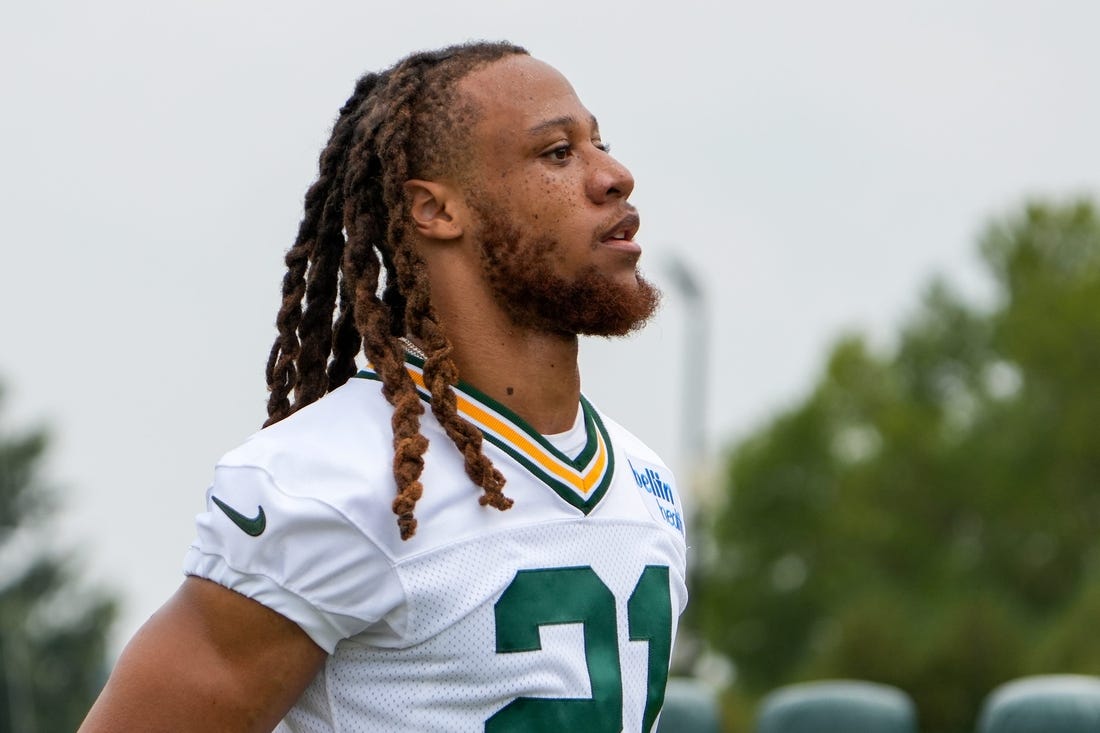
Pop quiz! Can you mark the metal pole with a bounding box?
[664,255,709,475]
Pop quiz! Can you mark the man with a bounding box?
[80,41,687,732]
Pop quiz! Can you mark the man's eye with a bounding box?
[545,144,571,161]
[594,140,611,153]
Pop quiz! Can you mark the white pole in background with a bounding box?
[664,255,709,477]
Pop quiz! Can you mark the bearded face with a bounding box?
[470,196,660,338]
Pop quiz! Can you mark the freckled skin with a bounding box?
[453,56,659,335]
[461,58,636,276]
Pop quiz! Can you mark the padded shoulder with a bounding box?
[185,380,407,653]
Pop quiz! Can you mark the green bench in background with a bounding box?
[754,680,917,733]
[978,675,1100,733]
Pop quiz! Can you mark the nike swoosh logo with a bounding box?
[211,495,266,537]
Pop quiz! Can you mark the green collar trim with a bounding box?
[354,355,615,513]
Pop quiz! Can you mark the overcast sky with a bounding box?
[3,1,1099,657]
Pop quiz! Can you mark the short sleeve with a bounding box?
[183,464,405,654]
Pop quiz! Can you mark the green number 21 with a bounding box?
[486,565,672,733]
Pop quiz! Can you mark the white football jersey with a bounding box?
[184,356,688,732]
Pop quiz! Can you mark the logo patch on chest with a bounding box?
[627,458,684,535]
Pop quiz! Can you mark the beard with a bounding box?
[470,199,661,337]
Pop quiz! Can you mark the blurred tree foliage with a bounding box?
[0,386,116,732]
[696,200,1100,732]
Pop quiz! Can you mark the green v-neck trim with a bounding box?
[354,354,615,513]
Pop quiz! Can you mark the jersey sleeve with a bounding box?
[183,463,405,654]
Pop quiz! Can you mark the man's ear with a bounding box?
[404,179,464,241]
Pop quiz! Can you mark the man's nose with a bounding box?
[587,152,635,203]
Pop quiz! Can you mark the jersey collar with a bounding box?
[355,354,615,513]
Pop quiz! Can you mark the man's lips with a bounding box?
[599,211,641,251]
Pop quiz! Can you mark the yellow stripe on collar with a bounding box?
[405,366,606,496]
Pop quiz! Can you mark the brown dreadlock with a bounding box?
[264,42,527,540]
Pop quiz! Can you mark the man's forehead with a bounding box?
[458,55,590,133]
[460,55,570,94]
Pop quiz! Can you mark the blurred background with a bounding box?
[2,1,1099,730]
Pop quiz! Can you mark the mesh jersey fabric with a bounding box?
[184,356,688,732]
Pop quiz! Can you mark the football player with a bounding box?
[80,41,687,732]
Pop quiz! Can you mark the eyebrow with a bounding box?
[526,113,600,137]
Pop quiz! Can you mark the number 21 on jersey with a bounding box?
[487,565,673,733]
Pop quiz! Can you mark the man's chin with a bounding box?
[554,272,662,337]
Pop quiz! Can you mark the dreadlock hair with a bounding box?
[264,41,527,540]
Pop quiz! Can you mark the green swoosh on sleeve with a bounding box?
[211,495,267,537]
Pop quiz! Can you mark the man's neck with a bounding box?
[441,323,581,435]
[414,238,585,434]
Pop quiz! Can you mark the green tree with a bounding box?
[0,386,116,732]
[697,201,1100,732]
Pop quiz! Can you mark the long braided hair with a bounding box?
[264,42,526,540]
